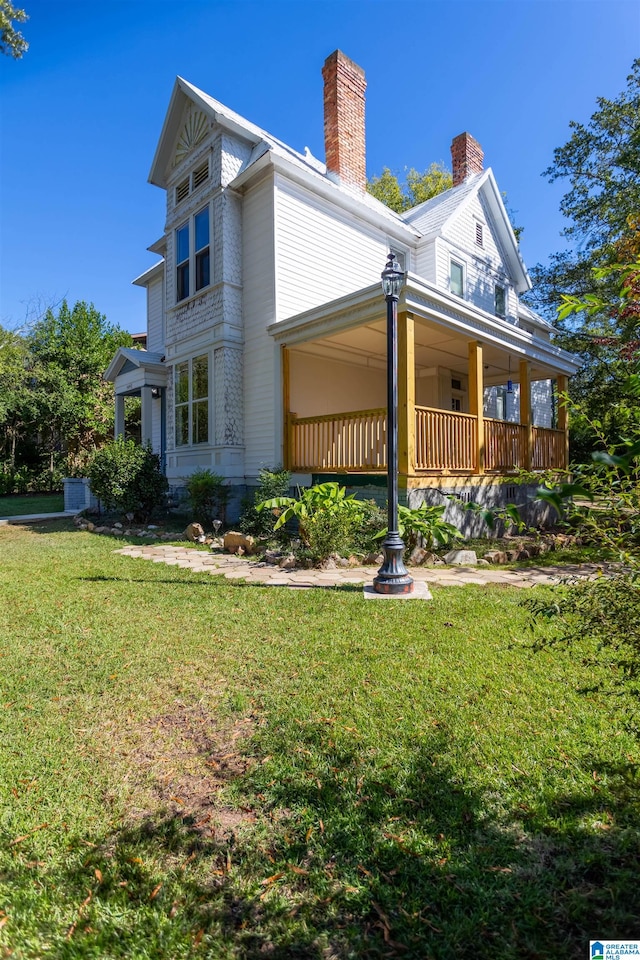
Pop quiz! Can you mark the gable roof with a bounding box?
[104,347,165,383]
[401,169,531,294]
[148,77,417,240]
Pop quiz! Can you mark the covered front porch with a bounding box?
[104,347,167,463]
[272,276,578,483]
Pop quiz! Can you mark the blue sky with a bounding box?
[0,0,638,334]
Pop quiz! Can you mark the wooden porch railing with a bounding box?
[532,426,567,470]
[290,408,386,472]
[485,419,527,471]
[288,409,566,474]
[415,406,477,471]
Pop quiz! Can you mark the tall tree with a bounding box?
[530,59,640,317]
[528,60,640,461]
[0,324,36,469]
[0,0,28,58]
[367,162,453,212]
[27,300,132,471]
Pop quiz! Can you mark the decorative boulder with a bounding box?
[484,550,508,564]
[223,531,257,555]
[443,549,478,566]
[185,522,206,542]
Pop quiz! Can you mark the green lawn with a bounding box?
[0,493,64,517]
[0,521,638,959]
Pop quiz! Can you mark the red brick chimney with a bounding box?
[322,50,366,191]
[451,132,484,186]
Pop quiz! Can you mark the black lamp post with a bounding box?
[373,253,414,595]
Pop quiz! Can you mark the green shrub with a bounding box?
[350,499,386,554]
[239,467,291,537]
[376,503,463,553]
[257,481,373,563]
[528,574,640,679]
[87,438,168,521]
[185,469,228,529]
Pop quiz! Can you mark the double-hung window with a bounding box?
[175,354,209,446]
[450,260,464,298]
[175,205,210,302]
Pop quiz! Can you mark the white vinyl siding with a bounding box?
[147,274,164,353]
[414,239,437,283]
[242,176,278,475]
[274,178,389,322]
[437,194,516,320]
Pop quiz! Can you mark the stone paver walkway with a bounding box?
[114,544,615,591]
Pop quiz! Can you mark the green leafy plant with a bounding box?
[87,438,168,522]
[239,467,291,537]
[376,503,462,553]
[185,469,228,529]
[257,481,370,562]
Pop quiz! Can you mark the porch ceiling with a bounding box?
[270,276,581,379]
[290,317,559,384]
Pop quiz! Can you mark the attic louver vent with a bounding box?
[192,161,209,189]
[176,178,189,204]
[475,222,484,246]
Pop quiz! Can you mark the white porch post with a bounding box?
[115,394,125,439]
[141,386,153,448]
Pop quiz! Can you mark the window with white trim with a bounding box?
[175,205,210,302]
[450,260,464,298]
[494,284,506,317]
[175,354,209,446]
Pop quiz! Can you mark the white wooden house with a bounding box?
[105,50,579,521]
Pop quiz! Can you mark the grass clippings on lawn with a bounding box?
[0,520,638,959]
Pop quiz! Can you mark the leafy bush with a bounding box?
[88,438,168,521]
[239,467,291,537]
[526,575,640,736]
[376,503,462,553]
[257,481,372,563]
[185,469,228,529]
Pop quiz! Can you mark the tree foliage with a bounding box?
[27,300,132,470]
[530,59,640,318]
[0,0,28,58]
[0,301,132,490]
[527,61,640,460]
[367,162,453,212]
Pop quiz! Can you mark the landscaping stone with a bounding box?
[278,554,297,570]
[363,552,383,566]
[185,522,206,542]
[409,546,429,565]
[443,549,478,565]
[484,550,507,564]
[223,531,257,555]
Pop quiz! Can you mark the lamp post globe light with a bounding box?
[373,253,414,595]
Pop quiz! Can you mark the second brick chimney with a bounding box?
[322,50,367,191]
[451,132,484,186]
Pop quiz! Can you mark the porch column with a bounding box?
[519,360,533,470]
[282,346,292,470]
[398,311,415,480]
[557,374,569,470]
[468,341,484,474]
[141,386,153,448]
[114,394,125,439]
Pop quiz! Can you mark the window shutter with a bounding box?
[176,178,189,203]
[192,161,209,190]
